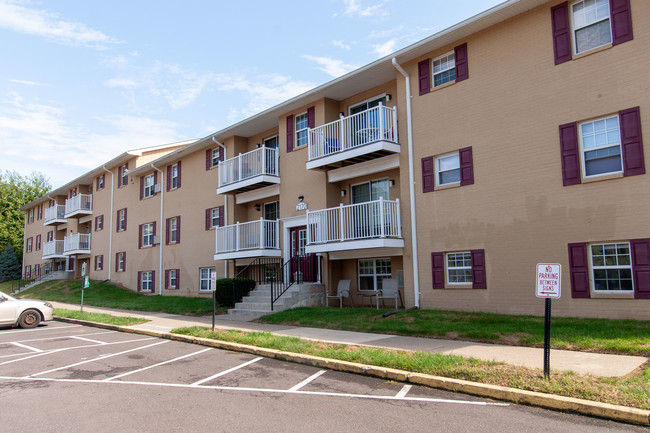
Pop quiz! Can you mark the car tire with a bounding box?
[18,309,41,329]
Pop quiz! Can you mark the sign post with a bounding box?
[535,263,561,379]
[80,263,89,314]
[211,271,217,332]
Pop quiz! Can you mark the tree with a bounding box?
[0,244,21,282]
[0,171,51,266]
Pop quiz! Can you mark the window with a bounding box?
[171,163,179,189]
[35,235,41,251]
[351,179,389,204]
[26,237,33,252]
[295,113,309,148]
[208,207,220,229]
[140,271,153,292]
[358,258,391,292]
[143,174,155,198]
[28,209,34,223]
[47,231,54,242]
[120,164,128,187]
[117,208,127,232]
[579,115,621,177]
[206,148,222,169]
[436,153,460,186]
[141,223,154,248]
[116,252,126,272]
[212,149,220,167]
[97,174,105,191]
[432,52,456,87]
[95,255,103,271]
[166,269,179,289]
[200,267,215,291]
[590,243,633,292]
[264,136,278,149]
[37,204,43,220]
[167,216,180,244]
[572,0,611,54]
[25,265,31,278]
[95,215,104,231]
[431,249,486,289]
[34,264,40,276]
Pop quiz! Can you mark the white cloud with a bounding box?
[372,39,397,57]
[302,55,359,78]
[0,0,117,49]
[9,79,46,86]
[103,78,138,89]
[343,0,388,18]
[332,40,351,50]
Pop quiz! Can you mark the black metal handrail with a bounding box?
[234,257,282,284]
[270,255,319,310]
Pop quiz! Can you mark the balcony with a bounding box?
[214,218,281,260]
[307,104,399,170]
[217,147,280,195]
[305,198,404,256]
[44,205,66,225]
[63,233,91,255]
[42,240,65,259]
[64,194,92,218]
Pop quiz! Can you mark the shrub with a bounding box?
[214,278,256,307]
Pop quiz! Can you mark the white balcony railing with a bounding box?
[215,219,279,254]
[64,194,92,217]
[44,205,66,224]
[307,198,402,245]
[42,240,64,257]
[308,103,398,161]
[63,233,91,254]
[218,147,279,188]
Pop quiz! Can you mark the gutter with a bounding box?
[150,163,164,295]
[211,137,229,278]
[392,58,420,309]
[101,167,114,280]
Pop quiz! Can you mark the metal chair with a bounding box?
[376,278,400,309]
[327,279,351,308]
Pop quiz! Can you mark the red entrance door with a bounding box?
[290,226,317,283]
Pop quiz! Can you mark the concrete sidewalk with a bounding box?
[50,302,648,378]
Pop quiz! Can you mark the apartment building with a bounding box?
[21,0,649,319]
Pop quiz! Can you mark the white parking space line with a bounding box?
[11,342,43,353]
[288,370,327,391]
[191,357,263,386]
[103,348,212,381]
[7,330,116,345]
[70,336,108,344]
[396,384,412,398]
[0,325,81,334]
[27,340,170,377]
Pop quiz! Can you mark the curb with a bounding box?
[55,317,650,427]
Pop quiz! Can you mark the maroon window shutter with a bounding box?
[96,177,99,191]
[177,216,181,243]
[471,249,487,289]
[619,106,645,177]
[177,161,182,188]
[206,149,211,170]
[152,271,155,293]
[166,165,171,191]
[153,171,158,196]
[115,253,119,272]
[630,238,650,299]
[139,176,144,200]
[568,243,590,298]
[459,146,474,186]
[137,271,142,292]
[551,2,572,65]
[421,156,434,193]
[307,106,315,129]
[165,218,170,245]
[218,205,225,227]
[205,208,211,230]
[176,269,180,289]
[123,252,126,271]
[138,224,143,249]
[286,115,294,153]
[124,208,127,231]
[418,59,430,96]
[165,270,169,289]
[94,216,98,231]
[116,210,120,232]
[559,122,581,186]
[610,0,633,45]
[117,166,122,187]
[454,43,469,82]
[153,221,156,237]
[219,146,224,162]
[431,252,445,289]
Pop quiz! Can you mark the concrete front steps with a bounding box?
[228,282,325,319]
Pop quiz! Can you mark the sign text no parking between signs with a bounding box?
[536,263,561,299]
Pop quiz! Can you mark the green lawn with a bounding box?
[55,309,149,326]
[0,280,16,292]
[257,307,650,356]
[18,280,223,316]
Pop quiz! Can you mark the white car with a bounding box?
[0,290,54,329]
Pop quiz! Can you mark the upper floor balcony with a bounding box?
[44,205,66,225]
[306,104,399,170]
[42,240,65,259]
[305,198,404,256]
[64,194,92,218]
[214,218,281,260]
[217,147,280,195]
[63,233,91,255]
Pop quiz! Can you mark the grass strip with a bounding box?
[172,326,650,410]
[257,307,650,356]
[55,308,149,326]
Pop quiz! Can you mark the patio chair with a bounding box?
[376,278,400,310]
[327,279,352,308]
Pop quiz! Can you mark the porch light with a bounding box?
[255,204,261,211]
[340,190,346,197]
[298,195,304,202]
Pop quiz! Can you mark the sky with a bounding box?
[0,0,504,188]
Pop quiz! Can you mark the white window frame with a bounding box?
[358,258,391,292]
[199,267,215,292]
[117,252,125,272]
[120,165,128,186]
[295,112,309,148]
[211,148,220,168]
[118,209,126,231]
[348,94,387,115]
[263,135,279,149]
[97,215,104,231]
[143,174,155,198]
[169,269,178,289]
[170,217,178,243]
[171,163,179,189]
[98,175,105,190]
[27,237,33,252]
[431,51,456,88]
[141,271,153,292]
[142,223,154,247]
[571,0,612,55]
[351,178,390,204]
[435,152,461,187]
[446,252,472,285]
[210,208,219,228]
[28,209,34,223]
[96,255,103,271]
[589,242,634,293]
[578,114,622,179]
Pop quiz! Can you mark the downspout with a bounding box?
[392,57,420,309]
[101,166,114,280]
[151,163,164,295]
[211,136,229,278]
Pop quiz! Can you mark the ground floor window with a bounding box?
[166,269,179,289]
[446,252,472,284]
[358,258,391,292]
[140,271,153,292]
[199,267,215,291]
[590,242,633,292]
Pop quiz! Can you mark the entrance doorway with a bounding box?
[289,226,317,282]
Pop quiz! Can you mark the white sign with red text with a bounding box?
[536,263,561,299]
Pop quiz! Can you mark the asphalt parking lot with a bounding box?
[0,322,645,433]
